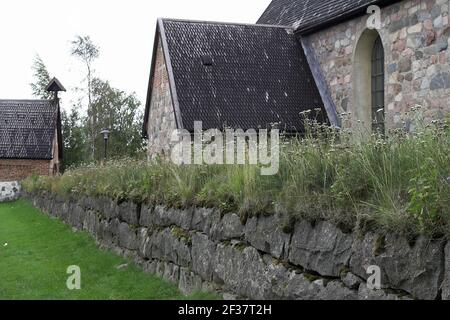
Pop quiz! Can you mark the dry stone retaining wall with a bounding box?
[24,191,450,300]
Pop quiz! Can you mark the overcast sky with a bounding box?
[0,0,271,111]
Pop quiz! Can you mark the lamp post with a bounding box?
[100,128,110,161]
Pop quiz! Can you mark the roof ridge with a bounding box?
[160,17,294,30]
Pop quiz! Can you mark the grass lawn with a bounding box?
[0,200,215,300]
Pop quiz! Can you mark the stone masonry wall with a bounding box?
[0,159,51,182]
[308,0,450,130]
[147,37,177,159]
[24,191,450,300]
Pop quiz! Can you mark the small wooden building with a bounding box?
[0,78,65,182]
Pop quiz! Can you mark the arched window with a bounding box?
[353,30,385,134]
[371,36,385,134]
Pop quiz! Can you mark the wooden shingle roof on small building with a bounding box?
[0,99,62,160]
[143,18,327,136]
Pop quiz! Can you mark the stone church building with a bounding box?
[143,0,450,157]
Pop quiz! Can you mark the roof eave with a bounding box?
[142,21,162,139]
[295,0,404,35]
[158,18,184,130]
[142,18,185,139]
[0,157,53,161]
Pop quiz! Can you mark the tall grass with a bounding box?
[23,115,450,237]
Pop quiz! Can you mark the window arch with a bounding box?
[353,29,385,134]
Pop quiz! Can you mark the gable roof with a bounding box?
[144,18,326,135]
[46,77,66,93]
[257,0,402,34]
[0,99,61,160]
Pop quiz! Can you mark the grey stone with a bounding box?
[118,222,138,250]
[398,57,412,73]
[350,233,444,300]
[179,267,203,295]
[387,63,397,74]
[151,206,193,230]
[222,293,239,300]
[162,262,180,284]
[389,14,418,32]
[430,72,450,90]
[210,213,244,241]
[118,201,140,225]
[92,197,109,217]
[69,205,85,229]
[137,228,150,258]
[358,284,412,300]
[191,233,217,281]
[441,242,450,300]
[83,210,99,236]
[139,205,153,227]
[152,205,172,227]
[213,243,273,299]
[245,214,291,260]
[0,181,21,202]
[79,196,95,210]
[148,228,191,267]
[168,208,194,230]
[100,218,120,246]
[342,272,362,290]
[289,220,353,277]
[155,261,165,277]
[317,281,358,300]
[423,44,440,55]
[430,5,441,19]
[437,37,448,52]
[61,201,72,220]
[191,207,216,233]
[415,50,424,59]
[341,98,348,111]
[142,260,158,274]
[269,267,323,300]
[98,197,119,220]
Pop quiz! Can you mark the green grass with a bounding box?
[0,200,216,300]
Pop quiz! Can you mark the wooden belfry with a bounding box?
[45,77,66,100]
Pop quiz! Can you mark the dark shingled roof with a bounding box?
[257,0,402,34]
[145,19,326,134]
[0,100,60,160]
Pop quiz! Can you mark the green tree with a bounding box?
[71,35,100,160]
[90,78,145,161]
[61,107,88,170]
[30,55,53,99]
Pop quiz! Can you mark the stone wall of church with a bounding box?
[307,0,450,130]
[147,37,177,159]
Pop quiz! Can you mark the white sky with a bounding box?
[0,0,271,111]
